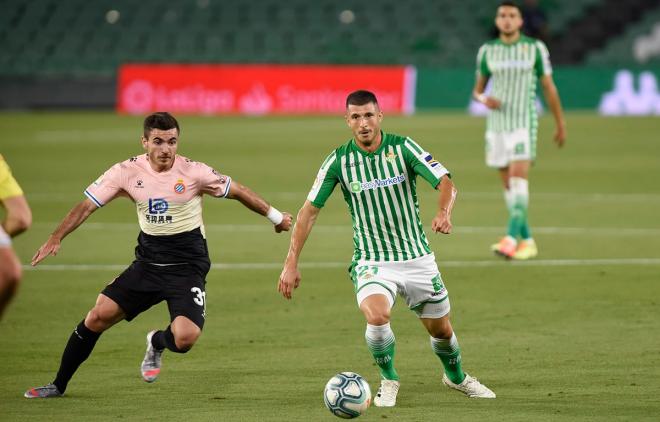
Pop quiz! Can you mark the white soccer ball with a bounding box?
[323,372,371,419]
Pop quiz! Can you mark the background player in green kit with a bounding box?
[473,1,566,260]
[278,90,495,406]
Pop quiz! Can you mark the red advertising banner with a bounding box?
[117,65,416,115]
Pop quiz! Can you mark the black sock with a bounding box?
[53,320,101,393]
[151,326,187,353]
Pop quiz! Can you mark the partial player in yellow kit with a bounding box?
[0,154,32,320]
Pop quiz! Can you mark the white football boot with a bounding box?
[141,330,163,382]
[442,373,496,398]
[373,379,400,407]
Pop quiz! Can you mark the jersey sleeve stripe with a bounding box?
[535,40,552,75]
[320,151,337,170]
[323,153,337,169]
[404,137,424,155]
[307,153,337,205]
[84,190,103,207]
[476,44,488,75]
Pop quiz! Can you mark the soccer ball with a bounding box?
[323,372,372,419]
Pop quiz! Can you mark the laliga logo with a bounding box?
[599,70,660,115]
[148,198,169,214]
[239,84,273,115]
[123,80,154,114]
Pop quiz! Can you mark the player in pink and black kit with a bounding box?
[24,112,292,398]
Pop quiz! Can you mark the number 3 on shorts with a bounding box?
[191,287,206,306]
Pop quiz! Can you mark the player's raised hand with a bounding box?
[278,264,301,299]
[431,212,452,234]
[31,236,62,266]
[275,212,293,233]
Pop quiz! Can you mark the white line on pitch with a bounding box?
[22,258,660,272]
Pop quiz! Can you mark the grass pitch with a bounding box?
[1,112,659,421]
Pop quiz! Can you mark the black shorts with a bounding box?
[102,261,207,329]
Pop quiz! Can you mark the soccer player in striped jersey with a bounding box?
[24,112,292,398]
[473,1,566,260]
[278,91,495,405]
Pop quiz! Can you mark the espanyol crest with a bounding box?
[174,179,186,194]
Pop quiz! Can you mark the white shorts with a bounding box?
[352,253,450,319]
[0,225,11,247]
[485,128,534,168]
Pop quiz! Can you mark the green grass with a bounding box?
[2,112,660,421]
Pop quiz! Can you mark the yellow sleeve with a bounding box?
[0,156,25,200]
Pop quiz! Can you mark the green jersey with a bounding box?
[307,132,449,262]
[476,35,552,134]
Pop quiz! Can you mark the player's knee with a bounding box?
[368,314,390,326]
[429,327,453,339]
[84,308,105,331]
[6,213,32,236]
[173,328,201,352]
[85,306,116,332]
[428,320,453,339]
[363,308,391,326]
[15,213,32,234]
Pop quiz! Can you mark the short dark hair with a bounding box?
[498,1,521,12]
[346,90,379,109]
[143,112,180,139]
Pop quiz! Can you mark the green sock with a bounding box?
[430,333,465,384]
[520,220,531,240]
[506,202,526,238]
[365,323,399,381]
[507,177,529,239]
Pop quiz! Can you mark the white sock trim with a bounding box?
[509,177,529,207]
[430,332,459,354]
[504,189,514,210]
[366,323,393,340]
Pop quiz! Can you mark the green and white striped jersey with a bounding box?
[476,35,552,133]
[307,132,449,263]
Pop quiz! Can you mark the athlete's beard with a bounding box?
[499,27,520,38]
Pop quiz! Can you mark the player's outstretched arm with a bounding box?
[431,175,457,235]
[225,180,292,233]
[541,75,566,147]
[473,75,501,110]
[31,198,98,266]
[278,201,320,300]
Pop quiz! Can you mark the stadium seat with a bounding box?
[0,0,617,77]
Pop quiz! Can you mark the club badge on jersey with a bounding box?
[174,179,186,194]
